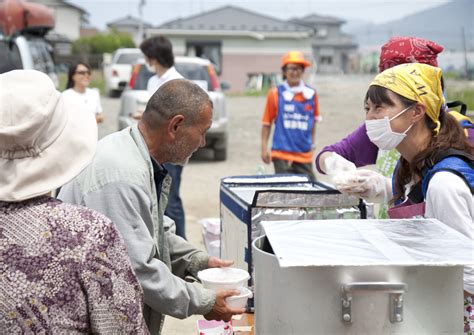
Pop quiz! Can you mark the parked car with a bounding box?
[0,0,58,87]
[119,56,229,161]
[103,48,142,97]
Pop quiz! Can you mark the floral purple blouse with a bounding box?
[0,196,149,334]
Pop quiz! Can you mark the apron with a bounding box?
[387,199,425,219]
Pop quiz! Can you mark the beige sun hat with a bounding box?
[0,70,97,201]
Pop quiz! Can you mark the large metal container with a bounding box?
[252,219,471,334]
[220,175,373,295]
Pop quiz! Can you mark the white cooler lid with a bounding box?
[222,175,332,204]
[222,175,309,184]
[261,219,474,267]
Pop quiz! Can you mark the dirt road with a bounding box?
[98,74,374,333]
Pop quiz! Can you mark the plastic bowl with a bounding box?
[225,286,253,309]
[197,267,250,290]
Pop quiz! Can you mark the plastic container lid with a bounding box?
[198,267,250,285]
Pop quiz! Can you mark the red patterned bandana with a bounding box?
[378,36,444,72]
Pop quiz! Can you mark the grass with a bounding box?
[446,87,474,112]
[58,72,67,91]
[226,87,271,97]
[57,70,105,95]
[242,89,270,97]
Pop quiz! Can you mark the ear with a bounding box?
[410,103,426,123]
[167,114,185,139]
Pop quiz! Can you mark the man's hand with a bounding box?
[208,257,233,268]
[204,289,245,322]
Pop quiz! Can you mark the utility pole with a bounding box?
[138,0,146,45]
[461,26,469,78]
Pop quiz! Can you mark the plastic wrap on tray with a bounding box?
[254,191,361,208]
[261,219,473,267]
[250,207,367,244]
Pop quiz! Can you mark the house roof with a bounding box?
[107,15,153,29]
[157,5,312,34]
[30,0,88,14]
[291,13,346,26]
[63,1,87,14]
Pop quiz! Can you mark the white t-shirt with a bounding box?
[425,171,474,293]
[62,88,103,115]
[147,66,183,96]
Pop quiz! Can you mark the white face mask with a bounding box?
[365,105,414,150]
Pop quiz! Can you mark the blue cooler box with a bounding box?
[219,174,373,310]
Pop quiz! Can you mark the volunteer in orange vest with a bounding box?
[261,51,321,180]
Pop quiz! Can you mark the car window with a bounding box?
[175,63,213,91]
[28,38,55,73]
[116,53,142,65]
[0,40,23,73]
[133,61,215,92]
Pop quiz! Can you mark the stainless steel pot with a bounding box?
[253,235,464,334]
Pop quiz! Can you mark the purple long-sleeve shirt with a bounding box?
[315,122,379,174]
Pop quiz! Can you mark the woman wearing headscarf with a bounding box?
[362,63,473,333]
[0,70,147,333]
[316,36,445,205]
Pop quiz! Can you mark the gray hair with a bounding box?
[142,79,212,129]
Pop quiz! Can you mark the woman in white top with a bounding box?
[358,63,473,333]
[62,62,104,124]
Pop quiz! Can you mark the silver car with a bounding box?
[119,56,229,161]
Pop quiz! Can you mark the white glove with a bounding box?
[323,152,356,176]
[335,169,393,203]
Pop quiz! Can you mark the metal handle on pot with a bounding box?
[341,282,407,324]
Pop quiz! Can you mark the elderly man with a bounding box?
[59,79,244,334]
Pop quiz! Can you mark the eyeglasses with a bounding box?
[285,66,303,73]
[75,70,91,76]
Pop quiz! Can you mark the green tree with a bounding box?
[72,31,135,55]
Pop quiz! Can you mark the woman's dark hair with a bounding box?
[66,62,91,89]
[365,85,473,204]
[139,36,174,68]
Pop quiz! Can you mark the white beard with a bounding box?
[167,138,193,166]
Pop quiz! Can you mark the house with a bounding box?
[106,15,152,46]
[30,0,88,40]
[80,24,100,38]
[146,5,314,92]
[290,14,358,74]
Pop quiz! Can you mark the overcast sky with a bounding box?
[69,0,451,30]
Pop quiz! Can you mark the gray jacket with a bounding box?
[59,125,215,334]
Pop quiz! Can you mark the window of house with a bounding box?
[186,40,222,75]
[320,56,333,65]
[316,28,328,38]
